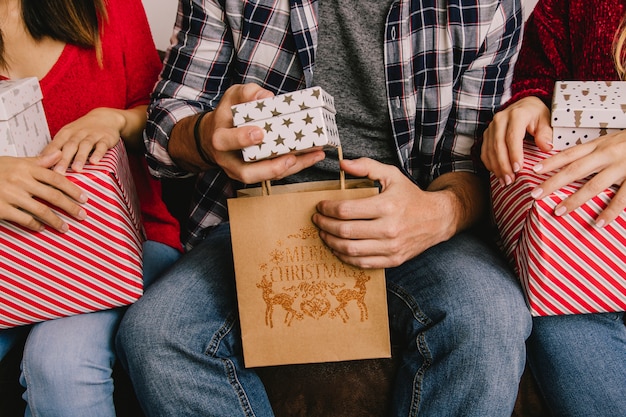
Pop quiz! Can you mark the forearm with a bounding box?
[168,111,217,173]
[426,171,487,236]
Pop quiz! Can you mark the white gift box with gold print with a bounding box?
[551,81,626,150]
[0,77,51,157]
[231,87,340,162]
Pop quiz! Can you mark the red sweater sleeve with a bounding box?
[505,0,626,108]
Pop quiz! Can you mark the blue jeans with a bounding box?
[117,224,531,417]
[527,312,626,417]
[0,240,180,417]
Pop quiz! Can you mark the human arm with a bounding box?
[313,0,523,269]
[0,153,87,232]
[481,0,571,184]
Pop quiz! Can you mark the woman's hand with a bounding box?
[41,107,142,173]
[481,96,553,186]
[0,154,87,232]
[531,131,626,227]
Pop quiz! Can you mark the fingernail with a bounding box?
[498,178,505,188]
[504,175,513,186]
[79,193,88,203]
[554,206,566,216]
[595,219,605,228]
[284,155,296,167]
[532,163,543,173]
[77,209,87,220]
[513,162,521,173]
[530,187,543,199]
[60,223,69,233]
[250,129,263,142]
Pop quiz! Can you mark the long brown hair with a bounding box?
[0,0,108,68]
[613,13,626,80]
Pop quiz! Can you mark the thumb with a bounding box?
[530,109,554,152]
[340,157,400,188]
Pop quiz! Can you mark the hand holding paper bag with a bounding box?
[228,179,391,368]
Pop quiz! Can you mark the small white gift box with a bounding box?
[232,87,340,161]
[551,81,626,150]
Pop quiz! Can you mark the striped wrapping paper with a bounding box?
[0,142,144,328]
[491,141,626,316]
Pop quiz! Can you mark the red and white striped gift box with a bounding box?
[0,142,144,328]
[491,141,626,316]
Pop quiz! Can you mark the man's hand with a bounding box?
[0,153,87,232]
[169,83,325,184]
[312,158,477,269]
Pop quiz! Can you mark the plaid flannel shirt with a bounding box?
[146,0,523,250]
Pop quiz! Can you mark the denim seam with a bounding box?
[409,332,432,417]
[203,311,236,357]
[203,312,257,417]
[222,357,257,417]
[388,282,433,417]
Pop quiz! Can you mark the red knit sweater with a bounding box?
[508,0,626,106]
[15,0,182,251]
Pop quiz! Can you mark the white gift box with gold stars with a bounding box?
[551,81,626,150]
[231,87,340,162]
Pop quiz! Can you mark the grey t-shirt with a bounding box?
[287,0,397,183]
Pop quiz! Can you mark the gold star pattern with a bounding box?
[313,126,324,136]
[263,122,273,133]
[231,107,239,117]
[255,101,266,111]
[299,102,310,111]
[274,135,285,146]
[283,94,294,105]
[243,115,253,123]
[271,108,282,117]
[311,89,321,99]
[302,113,313,124]
[282,118,293,128]
[294,130,305,141]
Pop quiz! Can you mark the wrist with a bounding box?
[194,111,214,166]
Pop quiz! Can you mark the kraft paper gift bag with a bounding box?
[228,179,391,368]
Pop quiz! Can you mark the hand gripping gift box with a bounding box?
[0,77,51,157]
[0,141,144,328]
[551,81,626,150]
[231,87,340,161]
[491,141,626,316]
